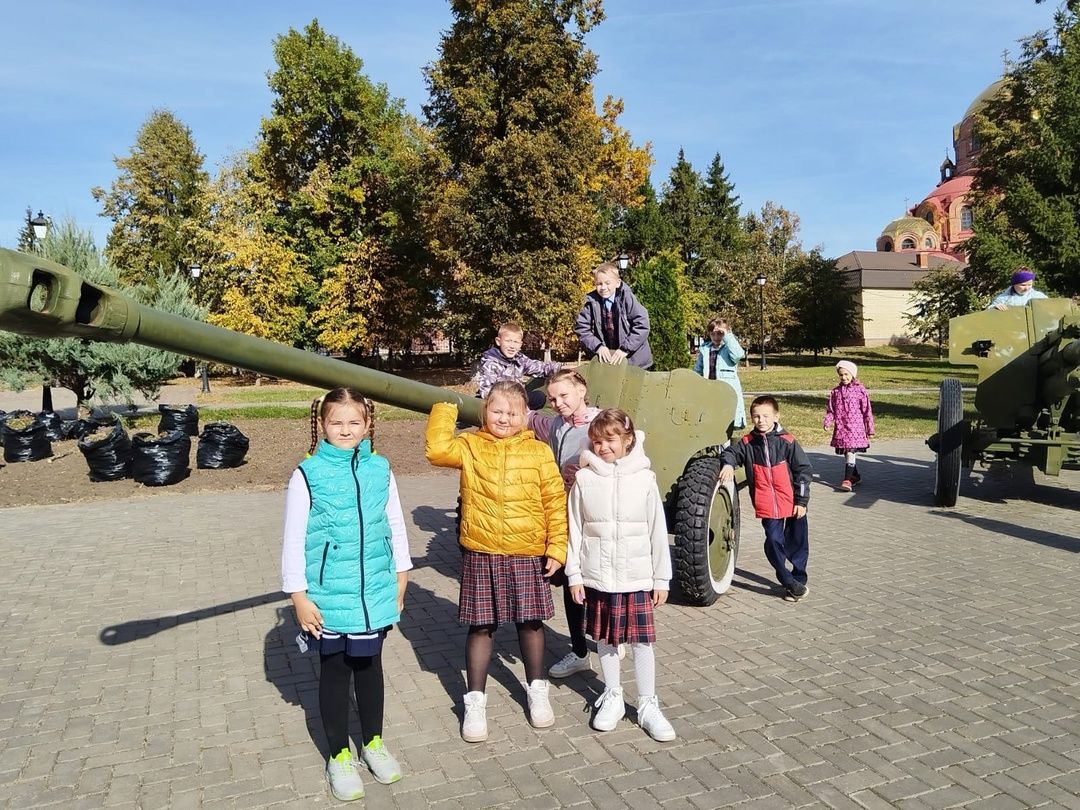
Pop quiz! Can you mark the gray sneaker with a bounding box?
[549,651,592,678]
[360,736,402,784]
[325,748,364,801]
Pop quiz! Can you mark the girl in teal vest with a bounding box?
[281,388,413,802]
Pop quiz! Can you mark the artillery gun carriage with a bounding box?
[929,298,1080,506]
[0,248,742,605]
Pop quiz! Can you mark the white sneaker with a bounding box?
[637,695,676,741]
[526,679,555,728]
[592,687,625,732]
[549,651,592,678]
[325,748,365,801]
[462,691,488,742]
[359,736,401,784]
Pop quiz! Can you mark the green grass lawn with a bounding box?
[720,346,977,443]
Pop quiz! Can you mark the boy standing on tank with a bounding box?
[719,396,813,602]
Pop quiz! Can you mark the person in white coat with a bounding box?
[565,408,676,742]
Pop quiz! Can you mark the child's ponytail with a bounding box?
[308,396,324,455]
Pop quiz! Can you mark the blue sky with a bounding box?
[0,0,1056,258]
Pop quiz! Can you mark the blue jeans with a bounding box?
[761,516,809,588]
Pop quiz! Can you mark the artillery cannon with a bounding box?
[0,248,740,605]
[929,297,1080,506]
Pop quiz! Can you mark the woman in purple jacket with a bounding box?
[824,360,874,491]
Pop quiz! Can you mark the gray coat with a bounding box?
[573,283,653,369]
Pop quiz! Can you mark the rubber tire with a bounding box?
[933,378,964,507]
[672,456,741,606]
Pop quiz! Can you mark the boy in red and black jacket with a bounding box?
[720,395,813,602]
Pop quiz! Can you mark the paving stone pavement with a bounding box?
[1,439,1079,809]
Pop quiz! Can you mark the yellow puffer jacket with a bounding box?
[425,402,568,564]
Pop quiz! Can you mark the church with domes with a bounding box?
[834,79,1005,345]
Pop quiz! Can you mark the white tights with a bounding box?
[597,640,656,697]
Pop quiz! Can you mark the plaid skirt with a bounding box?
[584,588,656,645]
[459,550,554,626]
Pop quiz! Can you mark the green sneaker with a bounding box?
[325,748,364,801]
[360,736,402,784]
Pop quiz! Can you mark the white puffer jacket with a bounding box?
[565,432,672,593]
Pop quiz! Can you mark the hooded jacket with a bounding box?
[824,381,874,450]
[527,406,602,491]
[573,283,654,368]
[473,346,560,398]
[564,432,672,593]
[425,402,568,563]
[720,425,812,519]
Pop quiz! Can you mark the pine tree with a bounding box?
[16,207,36,252]
[965,0,1080,296]
[92,109,210,284]
[423,0,605,353]
[626,251,700,371]
[659,149,708,271]
[702,153,743,255]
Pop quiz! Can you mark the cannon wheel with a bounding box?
[672,456,740,606]
[933,378,964,507]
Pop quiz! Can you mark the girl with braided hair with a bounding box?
[282,387,412,800]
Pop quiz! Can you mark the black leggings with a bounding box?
[319,651,384,755]
[466,621,546,692]
[562,585,587,658]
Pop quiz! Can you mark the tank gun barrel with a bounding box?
[0,249,483,425]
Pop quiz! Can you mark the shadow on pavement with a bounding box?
[99,590,285,645]
[931,510,1080,553]
[407,504,606,715]
[263,606,327,756]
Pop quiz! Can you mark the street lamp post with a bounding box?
[189,263,210,394]
[29,211,54,411]
[755,272,767,371]
[615,252,630,273]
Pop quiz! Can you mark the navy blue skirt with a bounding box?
[298,627,390,657]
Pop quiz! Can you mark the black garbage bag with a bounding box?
[63,413,120,441]
[131,430,191,486]
[197,422,250,469]
[158,404,199,437]
[37,411,66,441]
[3,412,52,462]
[78,422,133,482]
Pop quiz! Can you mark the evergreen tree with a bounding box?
[626,251,699,371]
[16,207,36,252]
[92,109,210,284]
[622,180,677,260]
[0,221,202,413]
[965,0,1080,296]
[701,153,743,255]
[659,149,708,271]
[905,264,979,357]
[423,0,605,353]
[782,250,859,361]
[252,20,430,355]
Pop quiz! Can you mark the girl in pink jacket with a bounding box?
[824,360,875,491]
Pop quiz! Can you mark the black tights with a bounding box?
[562,585,587,658]
[319,651,384,755]
[466,621,546,692]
